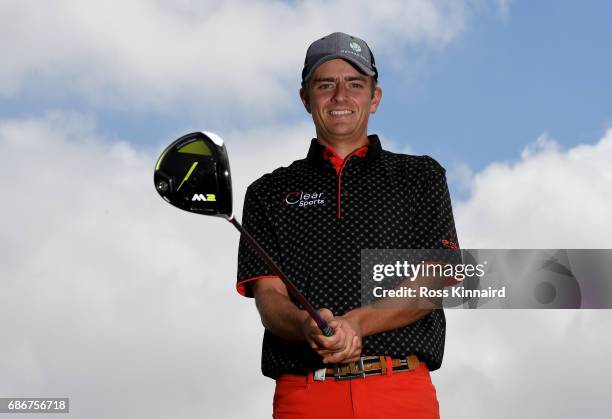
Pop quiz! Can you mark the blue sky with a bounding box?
[375,0,612,170]
[2,1,610,177]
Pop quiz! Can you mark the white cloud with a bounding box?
[441,310,612,419]
[440,129,612,418]
[454,129,612,248]
[2,114,611,418]
[1,0,499,118]
[0,112,313,418]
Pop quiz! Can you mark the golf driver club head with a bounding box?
[154,131,232,218]
[154,131,333,336]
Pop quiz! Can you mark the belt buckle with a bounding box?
[334,357,366,381]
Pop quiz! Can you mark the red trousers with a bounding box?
[273,362,439,419]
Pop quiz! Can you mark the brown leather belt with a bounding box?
[314,355,421,381]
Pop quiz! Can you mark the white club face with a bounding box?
[202,131,224,147]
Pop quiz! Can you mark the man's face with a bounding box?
[300,59,382,142]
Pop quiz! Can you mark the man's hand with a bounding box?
[253,277,430,365]
[302,309,363,364]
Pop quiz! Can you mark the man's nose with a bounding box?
[332,83,348,102]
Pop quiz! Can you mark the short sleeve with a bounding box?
[236,183,281,297]
[411,157,460,268]
[420,157,459,250]
[405,157,461,294]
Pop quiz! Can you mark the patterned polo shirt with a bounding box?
[236,135,459,379]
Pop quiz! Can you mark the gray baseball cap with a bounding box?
[301,32,378,84]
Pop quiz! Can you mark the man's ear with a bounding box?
[370,85,382,114]
[299,87,311,114]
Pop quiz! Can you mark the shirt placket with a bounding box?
[337,156,362,220]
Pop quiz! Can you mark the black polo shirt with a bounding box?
[236,135,459,379]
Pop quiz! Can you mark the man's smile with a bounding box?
[329,109,354,116]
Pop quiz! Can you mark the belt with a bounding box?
[313,355,421,381]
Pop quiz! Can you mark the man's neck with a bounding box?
[317,134,370,159]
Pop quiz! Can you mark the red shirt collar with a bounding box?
[321,144,369,174]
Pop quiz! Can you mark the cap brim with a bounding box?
[303,54,376,83]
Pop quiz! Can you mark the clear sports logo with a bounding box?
[285,191,325,207]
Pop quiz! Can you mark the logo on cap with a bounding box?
[349,41,361,52]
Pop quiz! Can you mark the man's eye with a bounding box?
[318,83,333,89]
[350,83,364,88]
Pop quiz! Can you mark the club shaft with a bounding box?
[227,216,333,337]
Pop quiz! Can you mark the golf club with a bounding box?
[154,131,334,337]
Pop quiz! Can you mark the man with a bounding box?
[237,32,459,418]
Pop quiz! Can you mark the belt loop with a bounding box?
[385,356,393,376]
[407,355,420,371]
[379,356,387,375]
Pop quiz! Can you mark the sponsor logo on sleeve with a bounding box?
[441,239,459,251]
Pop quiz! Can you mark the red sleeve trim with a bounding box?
[441,239,460,251]
[236,275,279,298]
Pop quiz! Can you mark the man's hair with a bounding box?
[301,76,378,104]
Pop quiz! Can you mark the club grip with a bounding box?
[320,324,334,337]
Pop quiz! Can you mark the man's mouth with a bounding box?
[329,110,353,116]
